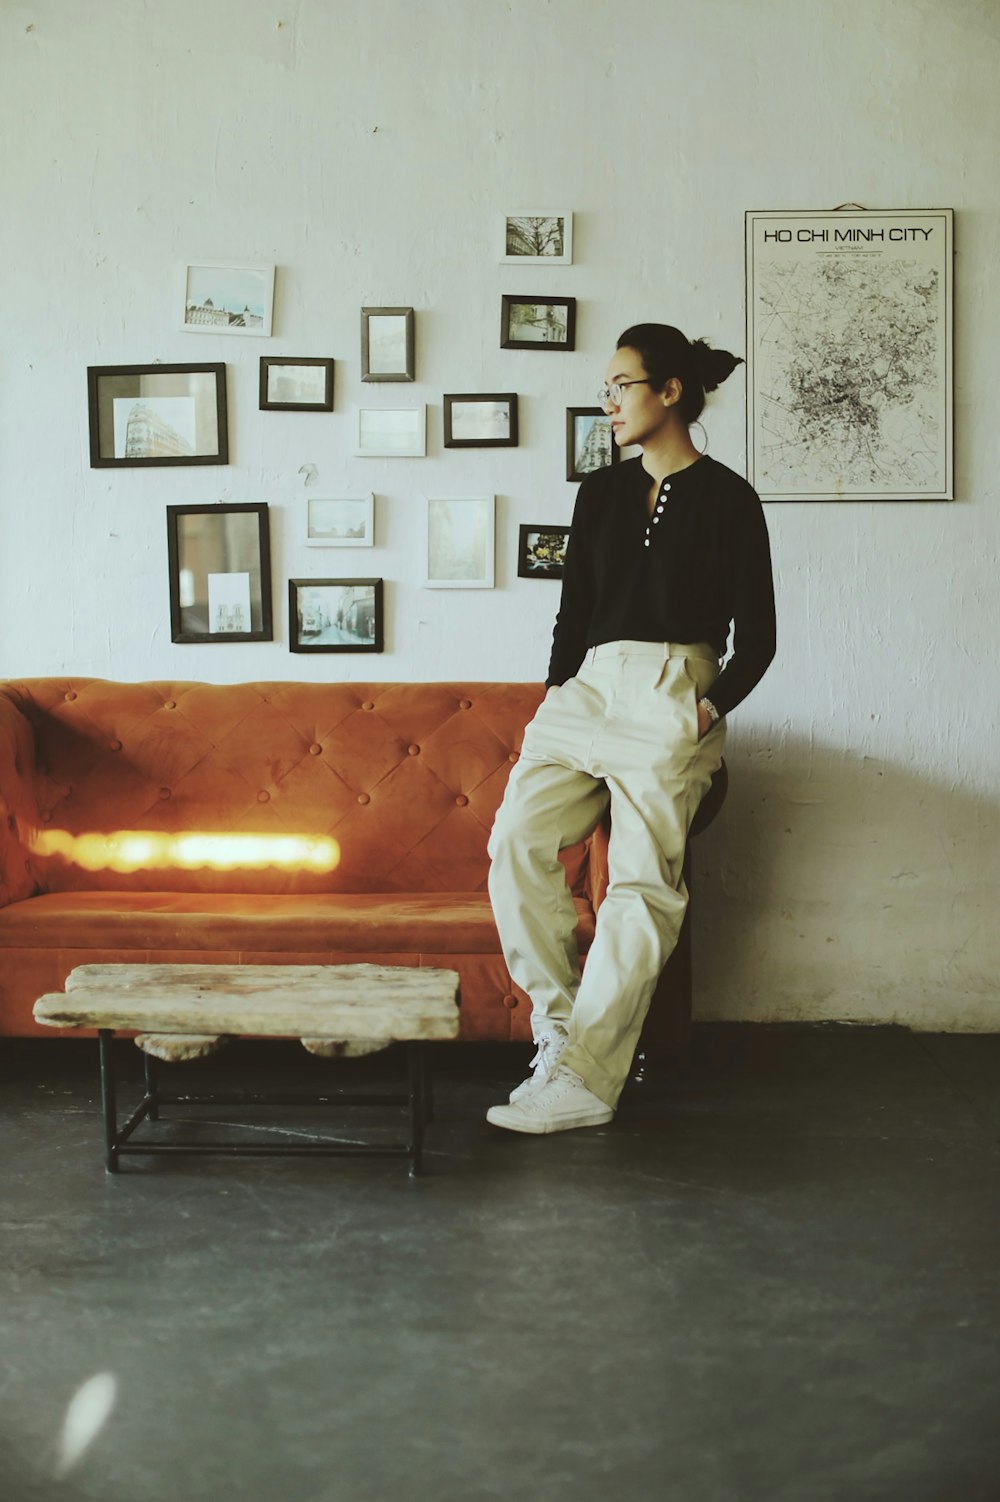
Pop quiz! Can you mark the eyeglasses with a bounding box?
[598,379,651,407]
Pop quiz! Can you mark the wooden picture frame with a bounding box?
[361,307,415,382]
[501,212,573,265]
[181,262,275,337]
[289,578,384,653]
[566,407,619,481]
[88,363,228,468]
[443,393,518,448]
[305,495,375,548]
[425,497,495,589]
[517,524,570,579]
[356,405,426,457]
[166,503,272,643]
[501,295,576,351]
[259,358,334,411]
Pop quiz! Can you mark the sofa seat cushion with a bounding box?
[0,890,596,955]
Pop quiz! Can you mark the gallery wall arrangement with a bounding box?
[84,204,954,654]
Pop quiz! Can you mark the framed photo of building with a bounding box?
[745,208,954,501]
[289,578,384,653]
[305,495,375,548]
[566,407,618,480]
[259,358,334,411]
[356,405,426,457]
[501,296,575,351]
[501,213,573,265]
[443,393,518,448]
[88,363,228,468]
[425,496,495,589]
[181,262,275,337]
[517,525,570,579]
[166,503,272,643]
[361,307,415,381]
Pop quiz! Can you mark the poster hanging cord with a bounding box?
[831,202,869,212]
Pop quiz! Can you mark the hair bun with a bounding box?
[690,337,744,393]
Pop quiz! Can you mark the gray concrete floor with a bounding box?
[1,1024,998,1502]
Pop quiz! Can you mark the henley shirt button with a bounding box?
[653,517,660,524]
[663,483,671,491]
[644,539,650,547]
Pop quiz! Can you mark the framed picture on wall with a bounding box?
[566,407,618,480]
[517,524,570,579]
[181,262,275,337]
[501,296,576,351]
[745,207,954,501]
[88,363,228,468]
[305,495,375,547]
[356,405,426,457]
[425,496,495,588]
[166,503,272,643]
[443,393,518,448]
[361,307,415,381]
[501,212,573,265]
[259,358,334,411]
[289,578,384,653]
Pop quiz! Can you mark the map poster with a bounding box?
[745,209,954,501]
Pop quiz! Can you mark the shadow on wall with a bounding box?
[691,736,1000,1032]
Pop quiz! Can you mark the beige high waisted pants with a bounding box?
[487,640,726,1109]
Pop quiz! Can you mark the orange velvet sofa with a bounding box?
[0,678,724,1062]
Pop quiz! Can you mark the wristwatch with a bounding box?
[698,697,721,724]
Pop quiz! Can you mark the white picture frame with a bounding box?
[501,212,573,265]
[745,208,954,501]
[425,496,495,589]
[305,495,375,548]
[181,261,275,337]
[356,405,426,457]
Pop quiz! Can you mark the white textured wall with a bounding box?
[1,0,997,1029]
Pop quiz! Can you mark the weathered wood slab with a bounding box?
[33,963,461,1041]
[300,1038,388,1059]
[134,1034,229,1062]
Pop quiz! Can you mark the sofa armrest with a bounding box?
[0,688,40,909]
[585,813,611,912]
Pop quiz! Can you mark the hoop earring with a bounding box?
[690,420,708,455]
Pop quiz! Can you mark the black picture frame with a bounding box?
[289,578,384,653]
[517,524,571,579]
[566,407,619,481]
[361,307,415,382]
[166,503,272,643]
[443,393,519,449]
[259,358,334,411]
[88,363,228,468]
[501,295,576,351]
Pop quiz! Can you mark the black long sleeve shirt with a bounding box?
[546,454,776,719]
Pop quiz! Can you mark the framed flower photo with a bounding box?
[289,578,384,653]
[501,213,573,265]
[501,296,576,351]
[517,525,570,579]
[425,496,495,589]
[181,262,275,337]
[305,495,375,548]
[566,407,619,480]
[443,393,518,448]
[259,358,334,411]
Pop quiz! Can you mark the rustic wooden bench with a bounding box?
[33,963,461,1177]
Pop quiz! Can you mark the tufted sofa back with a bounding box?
[0,678,567,899]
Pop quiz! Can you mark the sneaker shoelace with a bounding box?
[529,1033,566,1084]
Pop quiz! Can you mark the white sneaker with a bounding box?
[509,1031,568,1103]
[487,1066,614,1135]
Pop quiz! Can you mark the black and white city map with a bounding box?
[745,210,953,501]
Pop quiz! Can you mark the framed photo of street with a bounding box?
[88,363,228,468]
[745,208,954,501]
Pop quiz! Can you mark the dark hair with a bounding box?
[616,323,743,424]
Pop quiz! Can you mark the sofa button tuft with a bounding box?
[508,751,518,763]
[110,739,122,751]
[407,744,420,756]
[309,743,322,756]
[257,790,270,803]
[362,701,375,711]
[357,792,370,805]
[455,794,468,807]
[164,700,176,710]
[159,788,171,800]
[501,993,518,1009]
[459,699,472,710]
[65,690,77,702]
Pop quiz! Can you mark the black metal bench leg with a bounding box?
[98,1030,120,1174]
[408,1043,425,1178]
[143,1050,160,1121]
